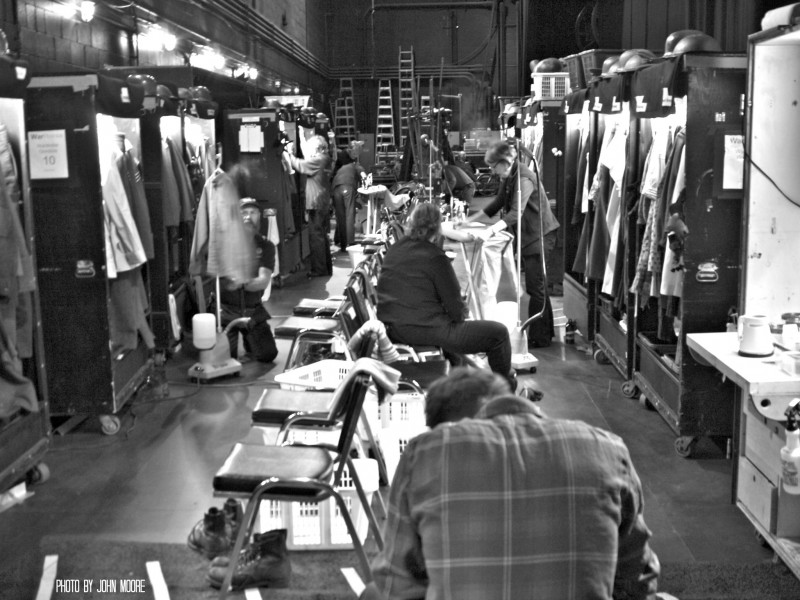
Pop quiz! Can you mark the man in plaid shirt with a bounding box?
[364,394,660,599]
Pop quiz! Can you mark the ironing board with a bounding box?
[441,223,519,322]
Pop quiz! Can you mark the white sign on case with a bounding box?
[28,129,69,179]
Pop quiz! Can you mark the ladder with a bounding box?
[420,95,431,112]
[334,78,357,148]
[398,47,416,149]
[375,79,396,160]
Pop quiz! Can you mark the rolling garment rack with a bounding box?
[559,49,621,350]
[26,73,159,436]
[626,52,747,457]
[0,54,51,492]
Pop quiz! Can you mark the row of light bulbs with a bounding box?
[51,1,303,93]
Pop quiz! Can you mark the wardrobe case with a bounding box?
[631,54,746,457]
[25,74,155,431]
[0,61,51,491]
[561,87,600,346]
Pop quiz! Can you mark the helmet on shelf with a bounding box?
[672,33,722,54]
[532,57,565,73]
[188,85,213,102]
[126,73,157,96]
[617,48,657,71]
[664,29,706,55]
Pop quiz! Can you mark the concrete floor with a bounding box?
[0,218,775,596]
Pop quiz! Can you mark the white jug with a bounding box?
[738,314,774,357]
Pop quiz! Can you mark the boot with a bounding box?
[206,529,291,590]
[223,498,243,542]
[187,507,233,559]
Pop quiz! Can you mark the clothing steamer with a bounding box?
[509,142,544,373]
[187,277,245,380]
[187,160,246,381]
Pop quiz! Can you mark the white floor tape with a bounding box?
[244,588,263,599]
[341,568,365,596]
[145,561,170,600]
[34,555,58,600]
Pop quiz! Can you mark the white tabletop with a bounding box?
[686,332,800,420]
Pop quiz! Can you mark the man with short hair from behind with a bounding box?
[362,389,661,600]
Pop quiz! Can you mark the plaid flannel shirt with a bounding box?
[370,396,660,600]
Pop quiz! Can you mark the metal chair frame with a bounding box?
[213,370,381,598]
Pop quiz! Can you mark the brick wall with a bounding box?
[13,0,136,73]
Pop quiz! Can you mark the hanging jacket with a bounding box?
[166,137,196,223]
[189,169,256,283]
[0,317,38,420]
[116,148,154,260]
[102,160,148,275]
[160,139,182,228]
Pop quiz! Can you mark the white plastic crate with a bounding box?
[531,73,570,100]
[259,458,379,550]
[378,392,426,429]
[274,359,354,390]
[379,424,428,483]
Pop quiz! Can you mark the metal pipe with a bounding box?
[365,1,495,19]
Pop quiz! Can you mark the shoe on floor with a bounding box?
[187,507,232,559]
[207,529,291,590]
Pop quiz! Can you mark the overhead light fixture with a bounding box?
[293,86,299,94]
[79,1,95,22]
[248,67,258,80]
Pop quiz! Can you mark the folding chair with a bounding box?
[254,332,393,490]
[212,364,385,598]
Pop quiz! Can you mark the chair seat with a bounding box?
[274,316,340,338]
[252,388,333,425]
[293,297,343,317]
[213,443,333,495]
[391,360,449,390]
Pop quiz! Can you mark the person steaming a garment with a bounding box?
[214,197,278,363]
[464,139,560,348]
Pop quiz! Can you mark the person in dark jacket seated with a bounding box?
[376,202,514,389]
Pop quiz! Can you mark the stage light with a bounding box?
[79,1,95,22]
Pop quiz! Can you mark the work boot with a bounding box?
[187,507,233,559]
[223,498,244,542]
[206,529,291,590]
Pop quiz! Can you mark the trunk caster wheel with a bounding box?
[27,462,50,485]
[639,393,655,410]
[621,380,638,398]
[99,414,121,436]
[593,349,609,364]
[674,436,697,458]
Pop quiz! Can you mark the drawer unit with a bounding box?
[738,456,777,533]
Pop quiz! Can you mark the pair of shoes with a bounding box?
[187,499,243,559]
[207,529,292,590]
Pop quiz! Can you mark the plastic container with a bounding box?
[274,360,354,390]
[379,425,428,483]
[259,458,379,550]
[379,392,426,429]
[346,244,366,266]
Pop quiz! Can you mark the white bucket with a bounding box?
[346,244,366,266]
